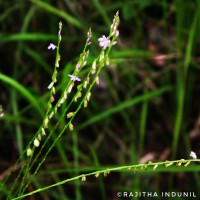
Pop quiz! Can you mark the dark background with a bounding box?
[0,0,200,199]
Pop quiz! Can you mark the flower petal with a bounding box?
[68,74,81,82]
[190,151,197,159]
[47,43,57,50]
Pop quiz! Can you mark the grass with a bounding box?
[0,0,200,199]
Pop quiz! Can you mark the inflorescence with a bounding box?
[26,11,120,156]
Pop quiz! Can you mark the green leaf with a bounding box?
[0,73,43,116]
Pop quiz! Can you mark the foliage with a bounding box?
[0,0,200,199]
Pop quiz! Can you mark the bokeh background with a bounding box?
[1,0,200,199]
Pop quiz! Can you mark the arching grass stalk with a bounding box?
[12,158,200,200]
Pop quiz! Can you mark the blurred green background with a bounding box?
[1,0,200,199]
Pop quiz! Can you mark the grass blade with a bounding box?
[31,0,82,28]
[78,86,172,130]
[0,73,43,116]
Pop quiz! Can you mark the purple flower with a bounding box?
[190,151,197,159]
[98,35,110,50]
[68,74,81,82]
[0,113,4,118]
[47,43,57,50]
[98,35,117,50]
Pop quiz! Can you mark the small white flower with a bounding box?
[67,112,74,119]
[96,76,99,85]
[44,117,49,128]
[34,138,40,147]
[67,84,73,93]
[81,175,86,181]
[190,151,197,159]
[153,164,158,170]
[165,162,173,167]
[74,92,82,102]
[42,128,46,136]
[86,92,91,101]
[98,35,110,50]
[49,111,54,119]
[184,161,191,167]
[27,148,33,156]
[47,43,57,50]
[83,81,88,88]
[99,51,105,62]
[56,61,59,68]
[84,100,88,108]
[69,123,74,131]
[60,97,65,104]
[92,61,96,70]
[64,92,68,99]
[47,81,54,90]
[0,113,4,118]
[68,74,81,82]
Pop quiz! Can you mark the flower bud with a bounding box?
[67,112,74,118]
[69,123,74,131]
[34,138,40,147]
[27,148,33,156]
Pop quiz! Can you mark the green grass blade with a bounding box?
[0,73,43,116]
[72,132,81,200]
[31,0,82,28]
[25,47,52,74]
[0,33,57,42]
[91,0,111,28]
[172,2,200,159]
[12,159,200,200]
[78,86,172,130]
[138,88,148,155]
